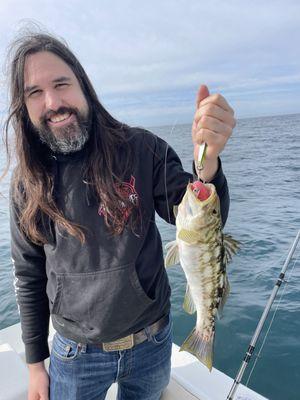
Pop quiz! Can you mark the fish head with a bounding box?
[178,182,220,233]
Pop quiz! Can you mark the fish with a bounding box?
[165,180,239,371]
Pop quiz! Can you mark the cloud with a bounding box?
[0,0,300,125]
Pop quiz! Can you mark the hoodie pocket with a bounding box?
[49,277,63,315]
[51,262,155,340]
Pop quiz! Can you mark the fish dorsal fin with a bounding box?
[183,284,196,314]
[178,228,198,244]
[165,240,179,267]
[223,234,240,264]
[173,205,179,218]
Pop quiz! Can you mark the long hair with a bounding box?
[3,31,139,245]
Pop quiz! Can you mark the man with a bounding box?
[5,32,235,400]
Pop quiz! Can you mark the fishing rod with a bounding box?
[226,230,300,400]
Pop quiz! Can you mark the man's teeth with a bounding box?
[49,112,71,123]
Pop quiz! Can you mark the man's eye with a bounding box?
[56,83,69,88]
[29,90,42,97]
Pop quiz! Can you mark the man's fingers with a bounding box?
[196,84,210,109]
[28,393,48,400]
[192,128,227,148]
[199,93,234,115]
[40,390,49,400]
[192,86,234,161]
[196,115,233,137]
[194,103,236,128]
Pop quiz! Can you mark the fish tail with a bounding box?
[180,328,215,371]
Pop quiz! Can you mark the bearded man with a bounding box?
[4,32,235,400]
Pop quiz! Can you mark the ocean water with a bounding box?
[0,113,300,400]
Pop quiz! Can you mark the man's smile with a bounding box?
[35,104,90,153]
[47,112,75,127]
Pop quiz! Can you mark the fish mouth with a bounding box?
[187,183,210,201]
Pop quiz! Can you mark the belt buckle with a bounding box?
[103,334,134,352]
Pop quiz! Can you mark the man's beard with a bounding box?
[33,106,91,154]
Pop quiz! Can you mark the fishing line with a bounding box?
[164,116,179,224]
[227,231,300,399]
[254,251,287,280]
[245,247,300,387]
[163,92,199,224]
[240,236,288,281]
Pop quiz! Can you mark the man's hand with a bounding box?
[192,84,236,182]
[28,362,49,400]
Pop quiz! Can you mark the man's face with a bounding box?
[24,51,90,153]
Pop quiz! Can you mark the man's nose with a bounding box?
[44,90,63,111]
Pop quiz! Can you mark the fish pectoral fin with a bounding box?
[223,234,240,264]
[178,228,198,244]
[183,284,196,314]
[173,205,179,218]
[165,240,180,267]
[180,328,215,372]
[217,273,230,318]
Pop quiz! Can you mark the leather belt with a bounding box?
[93,314,169,352]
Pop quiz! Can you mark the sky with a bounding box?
[0,0,300,127]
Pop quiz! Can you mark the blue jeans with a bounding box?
[49,315,173,400]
